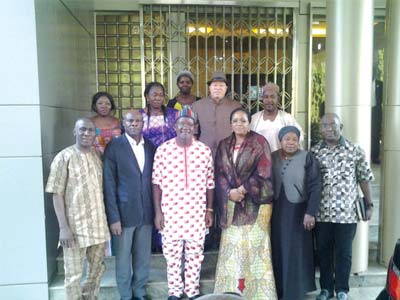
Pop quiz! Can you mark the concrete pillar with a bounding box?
[292,9,310,148]
[380,0,400,265]
[325,0,374,272]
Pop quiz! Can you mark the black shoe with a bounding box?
[167,296,181,300]
[189,295,202,300]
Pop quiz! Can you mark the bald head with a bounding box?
[75,117,94,128]
[74,117,96,150]
[321,113,341,124]
[320,113,343,146]
[123,109,142,120]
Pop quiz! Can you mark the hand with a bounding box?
[154,212,165,231]
[110,221,122,236]
[365,207,373,221]
[229,189,245,202]
[303,214,316,231]
[59,226,75,248]
[205,211,214,228]
[237,185,247,195]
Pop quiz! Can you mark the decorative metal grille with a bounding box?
[96,5,293,117]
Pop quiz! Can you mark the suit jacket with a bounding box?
[103,135,155,227]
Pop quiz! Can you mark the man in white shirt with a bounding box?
[250,82,303,152]
[103,110,156,300]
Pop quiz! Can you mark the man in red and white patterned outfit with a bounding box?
[152,106,215,300]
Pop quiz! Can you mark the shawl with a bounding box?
[215,131,273,229]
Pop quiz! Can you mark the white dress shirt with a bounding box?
[125,133,145,172]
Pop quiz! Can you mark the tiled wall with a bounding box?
[0,0,96,299]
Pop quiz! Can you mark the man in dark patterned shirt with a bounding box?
[311,113,374,300]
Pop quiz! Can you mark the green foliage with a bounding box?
[311,52,326,146]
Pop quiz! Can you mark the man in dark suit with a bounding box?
[103,109,155,300]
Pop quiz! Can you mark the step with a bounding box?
[50,252,217,300]
[50,251,387,300]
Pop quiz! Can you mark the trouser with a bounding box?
[63,242,106,300]
[163,238,204,298]
[315,222,357,294]
[114,225,152,300]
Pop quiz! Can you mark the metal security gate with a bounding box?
[96,5,294,117]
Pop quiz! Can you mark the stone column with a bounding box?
[292,8,310,148]
[325,0,374,272]
[380,0,400,265]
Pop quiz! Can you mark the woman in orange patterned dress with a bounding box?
[91,92,121,154]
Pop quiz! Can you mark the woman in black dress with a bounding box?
[271,126,322,300]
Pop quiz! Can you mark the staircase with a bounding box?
[49,251,217,300]
[49,164,386,300]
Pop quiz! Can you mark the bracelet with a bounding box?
[206,208,214,212]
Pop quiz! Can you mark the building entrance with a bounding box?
[96,4,295,116]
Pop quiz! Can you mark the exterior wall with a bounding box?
[36,0,97,283]
[0,0,95,299]
[0,1,47,299]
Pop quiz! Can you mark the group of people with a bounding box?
[46,70,375,300]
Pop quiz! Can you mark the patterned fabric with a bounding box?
[167,96,201,111]
[176,105,197,121]
[152,138,215,241]
[140,107,177,147]
[215,131,274,228]
[214,204,277,300]
[162,238,204,298]
[250,110,303,152]
[93,119,121,153]
[311,137,374,223]
[46,146,110,247]
[63,242,106,300]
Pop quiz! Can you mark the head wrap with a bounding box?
[262,82,280,95]
[176,70,194,83]
[176,105,197,122]
[278,126,301,141]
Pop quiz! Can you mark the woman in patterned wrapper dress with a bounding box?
[214,107,277,300]
[140,82,177,148]
[91,91,121,256]
[140,82,177,252]
[91,91,121,154]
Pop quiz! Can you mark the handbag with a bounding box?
[355,197,368,221]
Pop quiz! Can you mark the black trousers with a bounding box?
[315,222,357,294]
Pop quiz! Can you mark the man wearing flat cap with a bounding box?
[250,82,303,152]
[152,106,215,300]
[192,71,242,157]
